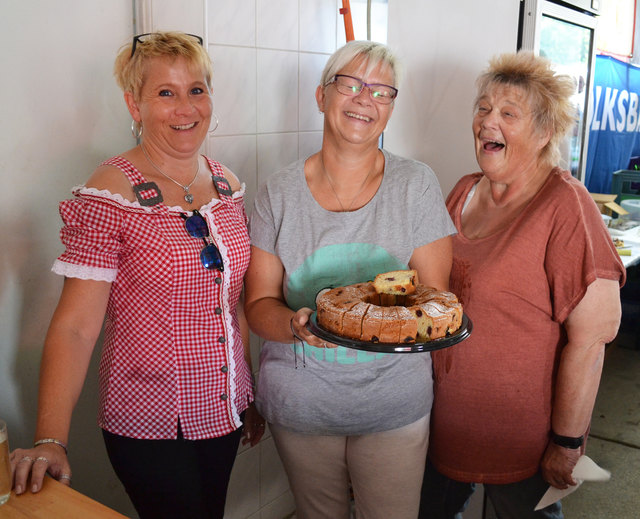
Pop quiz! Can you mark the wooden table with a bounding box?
[0,476,128,518]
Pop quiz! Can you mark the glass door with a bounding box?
[520,0,598,181]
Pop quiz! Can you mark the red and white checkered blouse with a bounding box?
[52,156,252,440]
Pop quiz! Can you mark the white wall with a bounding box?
[385,0,521,196]
[0,1,137,516]
[1,1,521,518]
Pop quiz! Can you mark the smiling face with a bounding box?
[125,56,212,158]
[473,83,550,184]
[316,56,395,148]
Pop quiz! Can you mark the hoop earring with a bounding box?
[208,113,219,134]
[131,120,143,139]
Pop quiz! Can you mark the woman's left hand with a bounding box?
[540,442,581,489]
[542,279,622,490]
[241,402,266,447]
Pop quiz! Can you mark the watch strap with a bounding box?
[551,431,584,449]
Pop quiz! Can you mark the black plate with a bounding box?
[307,312,472,353]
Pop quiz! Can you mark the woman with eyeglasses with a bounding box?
[10,31,264,518]
[244,41,455,519]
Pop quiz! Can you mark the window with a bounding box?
[597,0,636,60]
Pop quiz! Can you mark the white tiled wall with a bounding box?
[205,1,339,518]
[205,0,335,202]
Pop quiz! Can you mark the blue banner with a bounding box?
[585,55,640,193]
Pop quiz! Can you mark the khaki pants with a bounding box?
[270,414,430,519]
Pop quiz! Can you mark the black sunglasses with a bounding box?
[130,33,204,58]
[180,210,224,271]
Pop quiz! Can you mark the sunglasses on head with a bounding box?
[130,33,204,58]
[181,210,224,271]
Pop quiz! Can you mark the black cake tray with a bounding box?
[306,312,472,353]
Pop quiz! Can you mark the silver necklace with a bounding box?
[141,144,200,204]
[322,161,375,212]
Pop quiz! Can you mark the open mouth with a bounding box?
[483,140,505,151]
[345,111,372,122]
[171,122,197,131]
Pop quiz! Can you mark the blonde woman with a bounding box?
[11,32,263,518]
[245,41,455,519]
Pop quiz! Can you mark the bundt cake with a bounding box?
[316,271,463,343]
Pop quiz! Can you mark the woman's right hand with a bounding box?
[290,308,337,349]
[12,277,110,495]
[10,444,72,494]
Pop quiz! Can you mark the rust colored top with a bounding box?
[429,168,625,484]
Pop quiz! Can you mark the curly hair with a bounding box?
[475,51,576,166]
[113,31,213,100]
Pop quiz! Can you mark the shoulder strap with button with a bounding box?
[101,156,164,207]
[204,157,234,202]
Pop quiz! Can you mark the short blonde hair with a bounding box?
[113,31,213,100]
[475,51,576,166]
[320,40,402,90]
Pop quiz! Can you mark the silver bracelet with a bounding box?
[34,438,68,454]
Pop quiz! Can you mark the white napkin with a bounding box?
[535,455,611,511]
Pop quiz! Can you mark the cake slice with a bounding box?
[420,302,451,339]
[341,302,370,340]
[361,305,383,342]
[378,307,403,343]
[316,288,360,336]
[373,270,418,295]
[351,282,381,305]
[410,306,435,342]
[397,306,418,343]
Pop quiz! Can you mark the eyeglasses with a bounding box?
[329,74,398,104]
[181,210,224,271]
[130,33,204,58]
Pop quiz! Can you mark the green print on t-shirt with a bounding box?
[287,242,407,364]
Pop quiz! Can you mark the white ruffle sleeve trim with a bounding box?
[51,259,117,282]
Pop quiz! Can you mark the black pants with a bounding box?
[103,424,242,519]
[419,458,563,519]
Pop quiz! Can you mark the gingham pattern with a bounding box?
[52,156,252,440]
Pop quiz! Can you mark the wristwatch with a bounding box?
[550,431,584,449]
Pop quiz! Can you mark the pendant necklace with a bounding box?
[141,143,200,204]
[322,160,375,212]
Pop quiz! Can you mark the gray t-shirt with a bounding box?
[249,149,456,435]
